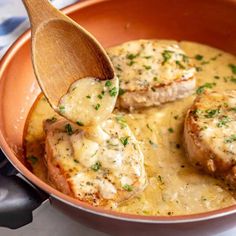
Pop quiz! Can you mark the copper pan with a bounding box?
[0,0,236,235]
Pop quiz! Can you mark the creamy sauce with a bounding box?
[107,40,195,91]
[58,76,119,126]
[44,116,146,206]
[24,40,236,216]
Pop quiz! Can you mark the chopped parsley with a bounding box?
[120,136,129,146]
[74,159,79,163]
[204,109,220,118]
[214,75,220,80]
[144,55,152,59]
[230,77,236,83]
[216,116,231,127]
[76,121,84,126]
[146,123,153,132]
[105,80,112,87]
[174,115,179,120]
[97,94,104,99]
[161,50,173,65]
[175,60,185,69]
[201,61,210,65]
[158,175,164,184]
[94,103,101,110]
[127,60,136,66]
[196,82,216,95]
[196,66,202,72]
[47,116,57,123]
[126,53,139,60]
[195,54,204,61]
[86,95,91,99]
[91,162,101,171]
[109,87,118,97]
[230,107,236,112]
[65,124,73,135]
[153,77,158,82]
[119,88,125,96]
[149,139,157,148]
[229,64,236,74]
[116,116,127,128]
[59,105,65,113]
[225,134,236,143]
[115,66,123,72]
[27,155,38,165]
[168,127,174,133]
[143,65,151,70]
[122,184,133,192]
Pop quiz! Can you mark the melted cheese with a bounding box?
[45,116,147,206]
[58,76,119,126]
[107,40,195,91]
[193,90,236,163]
[24,40,236,216]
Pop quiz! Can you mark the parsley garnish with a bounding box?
[76,121,84,126]
[109,87,117,97]
[47,117,57,123]
[143,65,151,70]
[144,55,152,59]
[175,60,185,69]
[149,140,157,148]
[91,162,101,171]
[116,116,127,128]
[196,82,216,95]
[126,53,139,60]
[204,109,220,118]
[230,77,236,83]
[214,75,220,80]
[119,88,125,96]
[59,105,65,113]
[94,103,101,110]
[195,54,204,61]
[120,136,129,146]
[122,184,133,192]
[146,123,153,132]
[217,116,231,127]
[86,95,91,99]
[105,80,112,87]
[127,60,136,66]
[229,64,236,74]
[162,50,173,65]
[225,134,236,143]
[168,127,174,133]
[97,94,103,99]
[115,66,123,72]
[65,124,73,135]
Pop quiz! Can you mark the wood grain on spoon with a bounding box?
[22,0,115,109]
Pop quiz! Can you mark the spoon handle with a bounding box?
[22,0,61,31]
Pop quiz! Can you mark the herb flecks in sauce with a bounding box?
[196,82,216,95]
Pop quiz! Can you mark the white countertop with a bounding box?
[0,201,236,236]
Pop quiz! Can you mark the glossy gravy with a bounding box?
[24,41,236,216]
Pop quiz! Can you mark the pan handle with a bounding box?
[0,150,48,229]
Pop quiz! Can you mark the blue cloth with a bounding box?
[0,0,79,58]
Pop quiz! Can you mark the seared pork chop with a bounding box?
[44,116,147,206]
[107,40,196,110]
[184,90,236,189]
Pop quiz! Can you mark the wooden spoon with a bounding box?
[22,0,114,109]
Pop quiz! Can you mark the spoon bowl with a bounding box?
[23,0,114,108]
